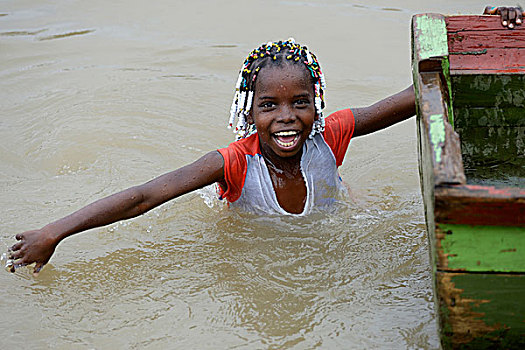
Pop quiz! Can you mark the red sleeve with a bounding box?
[217,133,260,203]
[322,109,355,167]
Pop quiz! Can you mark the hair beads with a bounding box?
[228,38,327,140]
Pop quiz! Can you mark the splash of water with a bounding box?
[197,184,223,209]
[1,251,15,273]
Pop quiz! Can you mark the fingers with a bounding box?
[8,231,49,276]
[7,240,26,272]
[6,258,45,275]
[14,262,27,269]
[499,7,509,27]
[516,7,523,25]
[6,259,27,273]
[10,241,23,251]
[491,6,525,28]
[33,263,44,276]
[508,8,517,28]
[484,6,525,27]
[6,255,44,275]
[8,249,23,260]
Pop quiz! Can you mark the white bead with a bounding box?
[235,73,243,89]
[238,91,246,113]
[245,91,254,113]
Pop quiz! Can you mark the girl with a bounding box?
[6,8,523,275]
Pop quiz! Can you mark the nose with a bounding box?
[277,104,296,123]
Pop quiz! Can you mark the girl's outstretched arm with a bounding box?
[9,150,224,275]
[352,85,416,137]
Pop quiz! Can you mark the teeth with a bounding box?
[275,135,299,147]
[274,130,298,136]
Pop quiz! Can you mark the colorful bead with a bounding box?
[228,38,327,140]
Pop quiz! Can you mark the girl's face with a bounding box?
[249,64,316,160]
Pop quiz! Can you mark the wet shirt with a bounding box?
[217,109,355,215]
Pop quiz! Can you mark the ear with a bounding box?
[246,111,254,124]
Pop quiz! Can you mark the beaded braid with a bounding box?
[228,38,327,140]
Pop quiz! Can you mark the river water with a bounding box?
[0,1,493,349]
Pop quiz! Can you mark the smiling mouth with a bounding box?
[273,130,300,148]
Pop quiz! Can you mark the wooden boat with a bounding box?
[411,14,525,349]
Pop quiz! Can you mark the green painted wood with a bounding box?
[438,272,525,349]
[411,18,449,344]
[441,58,455,126]
[451,74,525,186]
[463,161,525,188]
[413,14,448,61]
[412,14,454,126]
[429,114,446,163]
[457,126,525,161]
[451,274,525,330]
[413,13,525,349]
[413,72,439,274]
[454,107,525,127]
[438,224,525,272]
[451,74,525,108]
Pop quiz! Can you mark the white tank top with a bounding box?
[230,133,345,216]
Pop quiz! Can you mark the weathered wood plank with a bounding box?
[446,16,525,74]
[414,13,525,350]
[446,16,525,49]
[412,13,455,126]
[436,223,525,272]
[451,74,525,108]
[446,15,525,32]
[448,31,525,51]
[413,13,448,64]
[416,72,465,186]
[435,184,525,226]
[456,126,525,170]
[454,107,525,127]
[450,73,525,185]
[449,48,525,73]
[437,272,525,349]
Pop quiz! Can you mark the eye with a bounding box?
[294,98,310,108]
[259,101,275,110]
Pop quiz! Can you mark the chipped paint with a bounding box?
[438,272,525,348]
[450,49,487,55]
[413,13,525,349]
[438,224,525,272]
[440,58,454,126]
[414,15,448,60]
[429,114,445,163]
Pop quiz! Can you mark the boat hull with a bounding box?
[411,14,525,349]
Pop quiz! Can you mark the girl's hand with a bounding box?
[484,5,524,28]
[9,229,57,275]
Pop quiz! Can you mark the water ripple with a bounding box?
[38,29,95,41]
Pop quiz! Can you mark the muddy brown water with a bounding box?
[0,1,490,348]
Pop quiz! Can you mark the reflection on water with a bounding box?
[0,0,486,348]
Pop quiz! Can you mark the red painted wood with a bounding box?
[449,48,525,72]
[447,31,525,51]
[446,15,525,32]
[445,15,525,72]
[435,184,525,227]
[451,68,525,74]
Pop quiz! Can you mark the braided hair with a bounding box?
[228,38,327,140]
